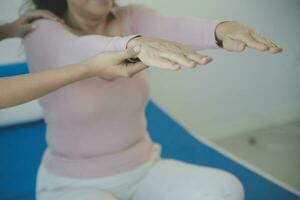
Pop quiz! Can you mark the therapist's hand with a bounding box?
[215,21,283,53]
[9,10,63,38]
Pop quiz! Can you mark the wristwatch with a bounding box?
[126,35,142,63]
[215,21,230,48]
[126,57,141,63]
[216,36,223,48]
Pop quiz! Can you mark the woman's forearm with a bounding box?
[129,4,225,50]
[0,63,90,109]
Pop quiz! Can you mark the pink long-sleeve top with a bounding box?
[23,4,222,179]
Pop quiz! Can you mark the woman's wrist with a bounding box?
[215,21,231,48]
[126,35,143,63]
[126,35,143,49]
[215,28,223,48]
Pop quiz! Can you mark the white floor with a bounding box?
[213,118,300,193]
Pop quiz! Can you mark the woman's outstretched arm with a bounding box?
[128,4,224,50]
[23,19,214,72]
[128,4,282,53]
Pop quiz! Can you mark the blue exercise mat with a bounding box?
[0,63,299,200]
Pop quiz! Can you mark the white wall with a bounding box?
[0,0,26,64]
[123,0,300,139]
[1,0,299,140]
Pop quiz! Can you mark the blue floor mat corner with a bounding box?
[0,101,299,200]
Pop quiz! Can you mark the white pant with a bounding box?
[36,143,244,200]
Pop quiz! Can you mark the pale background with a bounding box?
[0,0,299,194]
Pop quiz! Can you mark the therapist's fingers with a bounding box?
[101,46,148,78]
[100,61,148,80]
[12,10,64,37]
[22,10,63,23]
[118,62,149,78]
[120,45,141,60]
[19,24,37,36]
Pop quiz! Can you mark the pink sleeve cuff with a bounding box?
[205,20,227,49]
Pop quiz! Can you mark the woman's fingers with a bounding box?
[232,32,269,51]
[160,51,197,68]
[149,56,181,70]
[223,36,247,52]
[160,47,213,69]
[249,31,283,54]
[215,21,283,54]
[183,49,213,65]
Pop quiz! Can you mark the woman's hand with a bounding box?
[9,10,63,38]
[82,46,149,81]
[127,36,213,71]
[215,21,283,53]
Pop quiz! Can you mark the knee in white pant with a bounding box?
[210,170,245,200]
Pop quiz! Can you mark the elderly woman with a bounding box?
[23,0,282,200]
